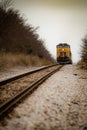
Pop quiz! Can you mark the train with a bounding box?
[56,43,72,64]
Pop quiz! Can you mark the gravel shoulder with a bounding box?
[0,65,87,130]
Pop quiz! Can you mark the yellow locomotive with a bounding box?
[56,43,72,64]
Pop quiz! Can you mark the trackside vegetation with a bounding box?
[0,0,55,70]
[79,35,87,69]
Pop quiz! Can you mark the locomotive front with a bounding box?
[56,43,72,64]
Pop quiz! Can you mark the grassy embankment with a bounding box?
[0,53,52,70]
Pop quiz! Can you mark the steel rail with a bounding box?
[0,65,63,120]
[0,64,58,87]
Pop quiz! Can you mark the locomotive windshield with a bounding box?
[57,43,70,48]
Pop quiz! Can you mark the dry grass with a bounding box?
[78,61,87,69]
[0,52,52,70]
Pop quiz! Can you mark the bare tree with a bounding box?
[0,0,13,11]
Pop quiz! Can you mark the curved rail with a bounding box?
[0,64,58,87]
[0,65,63,120]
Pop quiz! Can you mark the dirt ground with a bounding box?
[0,65,87,130]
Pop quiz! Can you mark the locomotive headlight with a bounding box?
[62,49,64,51]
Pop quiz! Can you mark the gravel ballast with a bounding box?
[0,66,59,105]
[0,65,87,130]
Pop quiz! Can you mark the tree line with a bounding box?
[80,35,87,69]
[0,0,54,63]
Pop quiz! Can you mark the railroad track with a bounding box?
[0,64,63,120]
[0,64,58,86]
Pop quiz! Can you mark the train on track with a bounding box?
[56,43,72,64]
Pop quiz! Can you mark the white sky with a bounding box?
[14,0,87,63]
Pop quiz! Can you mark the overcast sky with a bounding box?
[14,0,87,63]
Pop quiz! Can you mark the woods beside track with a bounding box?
[0,0,55,70]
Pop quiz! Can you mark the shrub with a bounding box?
[80,35,87,69]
